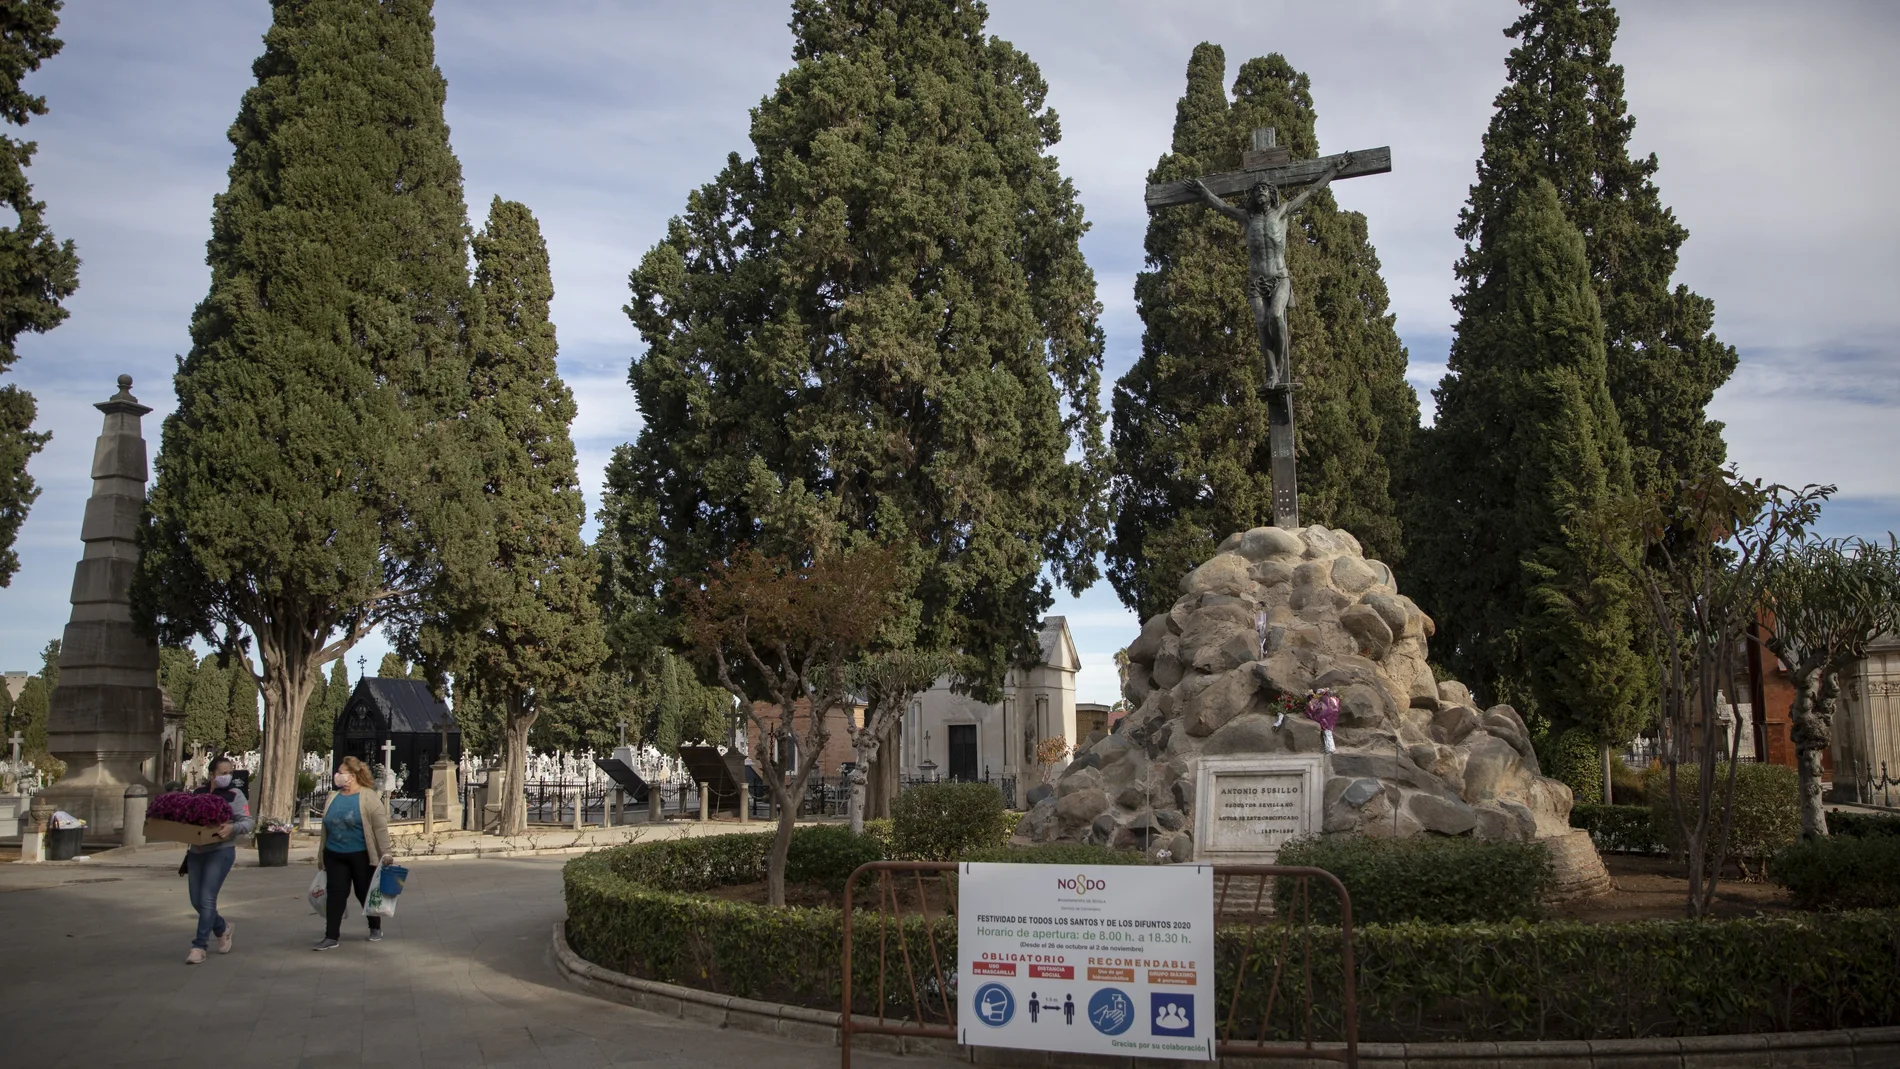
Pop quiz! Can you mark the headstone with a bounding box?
[1192,754,1327,863]
[429,758,462,829]
[39,377,164,836]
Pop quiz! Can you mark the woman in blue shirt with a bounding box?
[315,755,393,950]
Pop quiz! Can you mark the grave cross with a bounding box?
[8,731,21,766]
[433,717,451,756]
[1146,128,1391,530]
[617,719,628,749]
[381,736,396,775]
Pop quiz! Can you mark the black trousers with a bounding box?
[323,849,381,939]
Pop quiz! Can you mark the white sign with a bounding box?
[1193,755,1326,863]
[958,863,1215,1062]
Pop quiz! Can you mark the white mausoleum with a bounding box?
[900,617,1079,784]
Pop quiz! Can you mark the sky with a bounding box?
[4,0,1897,708]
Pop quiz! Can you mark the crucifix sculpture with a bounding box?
[1146,128,1391,529]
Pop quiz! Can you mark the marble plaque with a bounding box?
[1192,754,1327,863]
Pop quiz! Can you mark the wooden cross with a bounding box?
[1146,128,1391,530]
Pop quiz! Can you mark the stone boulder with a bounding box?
[1021,524,1605,898]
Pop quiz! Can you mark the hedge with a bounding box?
[1771,834,1900,911]
[1571,803,1665,854]
[1273,835,1552,924]
[563,836,1900,1041]
[1830,810,1900,839]
[891,781,1007,861]
[1645,762,1798,873]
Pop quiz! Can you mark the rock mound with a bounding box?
[1022,525,1596,882]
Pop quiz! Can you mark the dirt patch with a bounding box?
[1551,853,1795,923]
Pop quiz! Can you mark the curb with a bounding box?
[551,921,1900,1068]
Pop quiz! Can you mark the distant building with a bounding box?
[1077,702,1121,741]
[333,677,462,798]
[903,617,1079,787]
[1835,633,1900,805]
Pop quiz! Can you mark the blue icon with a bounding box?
[973,983,1015,1027]
[1151,993,1195,1037]
[1087,988,1134,1036]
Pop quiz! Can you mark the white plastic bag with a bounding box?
[50,810,85,829]
[363,864,396,918]
[308,869,344,917]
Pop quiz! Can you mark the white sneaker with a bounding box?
[216,923,234,954]
[185,947,206,965]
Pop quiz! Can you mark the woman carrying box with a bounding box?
[314,755,393,950]
[182,754,252,964]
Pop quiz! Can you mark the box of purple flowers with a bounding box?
[144,791,233,846]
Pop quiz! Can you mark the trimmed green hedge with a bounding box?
[1831,810,1900,839]
[1645,762,1798,873]
[1273,835,1552,924]
[1771,835,1900,911]
[563,836,1900,1040]
[891,781,1007,861]
[1571,803,1665,853]
[961,842,1150,866]
[786,825,886,892]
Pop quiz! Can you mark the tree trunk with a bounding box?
[848,733,878,835]
[1792,671,1834,839]
[499,692,536,837]
[254,641,322,824]
[867,718,899,819]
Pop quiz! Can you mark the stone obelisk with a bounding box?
[40,375,164,836]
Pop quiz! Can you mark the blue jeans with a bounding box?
[185,846,235,949]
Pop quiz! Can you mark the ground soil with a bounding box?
[1549,853,1796,923]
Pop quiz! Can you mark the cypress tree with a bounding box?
[183,660,228,749]
[437,198,603,836]
[1410,179,1647,742]
[15,675,45,755]
[0,674,13,739]
[225,658,260,752]
[1448,0,1734,508]
[1108,46,1416,620]
[134,0,476,822]
[0,1,79,586]
[157,646,197,713]
[608,0,1107,693]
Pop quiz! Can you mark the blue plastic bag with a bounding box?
[378,863,409,897]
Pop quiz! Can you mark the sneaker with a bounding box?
[312,938,340,952]
[185,947,206,965]
[368,929,383,943]
[216,923,234,955]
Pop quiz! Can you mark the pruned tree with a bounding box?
[842,647,953,833]
[1592,469,1825,917]
[680,545,903,906]
[1757,537,1900,839]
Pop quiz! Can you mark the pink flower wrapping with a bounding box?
[1306,689,1341,732]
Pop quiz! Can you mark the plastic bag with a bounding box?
[308,870,344,917]
[378,864,409,898]
[364,865,397,918]
[50,810,85,829]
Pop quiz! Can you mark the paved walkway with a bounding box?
[0,850,954,1069]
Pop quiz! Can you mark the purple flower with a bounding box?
[1306,689,1341,733]
[148,791,233,827]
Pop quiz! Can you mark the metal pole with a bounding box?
[698,784,709,823]
[122,785,148,848]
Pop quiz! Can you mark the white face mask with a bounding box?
[212,774,233,789]
[334,772,353,789]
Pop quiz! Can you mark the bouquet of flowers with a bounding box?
[145,791,233,846]
[1306,688,1341,754]
[147,791,232,827]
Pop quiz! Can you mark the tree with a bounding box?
[133,0,477,823]
[1589,471,1825,917]
[225,657,259,753]
[302,657,350,753]
[0,674,13,740]
[638,649,730,758]
[157,646,197,713]
[1407,179,1649,745]
[424,197,604,837]
[0,0,79,586]
[1449,0,1735,510]
[1108,46,1416,619]
[683,545,903,906]
[842,646,953,832]
[13,675,45,756]
[1757,538,1900,839]
[183,659,228,750]
[609,0,1106,698]
[377,653,422,680]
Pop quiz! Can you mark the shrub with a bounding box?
[1273,835,1552,925]
[1644,763,1798,874]
[860,817,894,853]
[785,824,885,892]
[961,842,1152,866]
[1571,803,1664,853]
[890,781,1005,861]
[998,809,1023,843]
[1771,835,1900,911]
[1830,810,1900,839]
[1549,728,1603,805]
[1609,755,1647,805]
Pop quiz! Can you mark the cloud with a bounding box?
[5,0,1897,695]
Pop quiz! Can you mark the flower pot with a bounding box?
[45,826,83,861]
[255,829,290,867]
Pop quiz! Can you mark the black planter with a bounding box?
[45,827,83,861]
[255,830,290,867]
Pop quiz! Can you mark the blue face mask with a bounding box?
[213,774,233,789]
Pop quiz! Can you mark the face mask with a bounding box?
[334,772,353,789]
[212,774,232,789]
